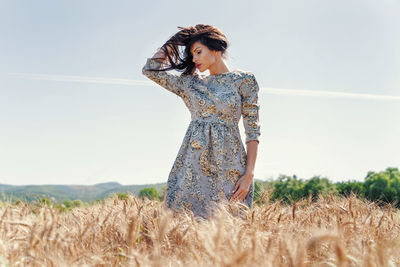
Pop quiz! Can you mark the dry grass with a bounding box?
[0,193,400,266]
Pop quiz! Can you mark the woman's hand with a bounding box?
[230,174,253,202]
[152,45,177,65]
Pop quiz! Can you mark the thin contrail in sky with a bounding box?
[2,72,400,101]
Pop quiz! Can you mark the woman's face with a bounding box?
[190,41,217,73]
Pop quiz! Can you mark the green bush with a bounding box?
[53,199,84,212]
[117,193,129,200]
[336,180,364,197]
[268,175,337,203]
[303,176,337,200]
[63,199,73,209]
[38,197,51,207]
[270,175,305,203]
[139,187,159,201]
[363,167,400,205]
[72,199,83,207]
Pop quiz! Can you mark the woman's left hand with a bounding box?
[230,174,253,202]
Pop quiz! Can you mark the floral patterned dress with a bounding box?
[142,57,261,219]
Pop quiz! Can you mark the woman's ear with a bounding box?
[213,50,221,59]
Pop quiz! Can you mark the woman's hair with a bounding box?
[150,24,229,75]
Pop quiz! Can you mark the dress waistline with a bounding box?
[190,117,237,127]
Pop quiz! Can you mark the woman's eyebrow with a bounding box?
[191,46,201,53]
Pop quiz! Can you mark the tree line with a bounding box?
[137,167,400,207]
[5,167,398,211]
[261,167,400,206]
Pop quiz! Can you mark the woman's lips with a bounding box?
[196,64,201,68]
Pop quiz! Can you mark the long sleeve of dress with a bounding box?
[142,57,185,97]
[239,72,261,144]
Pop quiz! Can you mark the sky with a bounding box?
[0,0,399,185]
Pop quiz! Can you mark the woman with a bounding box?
[142,24,261,219]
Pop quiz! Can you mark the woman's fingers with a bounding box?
[232,188,249,201]
[231,190,246,201]
[230,178,250,201]
[231,182,240,200]
[233,182,239,193]
[230,191,239,201]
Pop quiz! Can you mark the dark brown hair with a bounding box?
[149,24,229,75]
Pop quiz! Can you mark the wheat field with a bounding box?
[0,193,399,266]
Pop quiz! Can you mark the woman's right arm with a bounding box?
[142,47,185,97]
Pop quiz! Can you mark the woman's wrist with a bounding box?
[244,172,254,180]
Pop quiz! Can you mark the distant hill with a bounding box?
[0,178,266,204]
[0,182,167,203]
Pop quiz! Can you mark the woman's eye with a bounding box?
[197,51,201,54]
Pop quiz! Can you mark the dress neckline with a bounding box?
[200,70,237,79]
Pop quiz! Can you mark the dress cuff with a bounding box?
[245,134,260,144]
[144,57,164,70]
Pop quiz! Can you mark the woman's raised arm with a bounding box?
[142,47,186,97]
